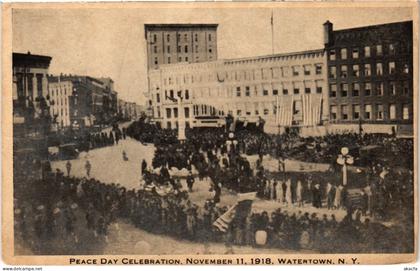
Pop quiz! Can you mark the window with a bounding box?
[364,46,371,57]
[166,108,171,118]
[389,104,396,120]
[389,44,396,54]
[389,62,396,74]
[341,105,349,120]
[167,34,170,42]
[156,93,160,103]
[36,74,43,97]
[341,48,347,59]
[293,88,300,94]
[376,82,383,96]
[352,48,359,59]
[376,104,384,120]
[364,64,371,76]
[245,86,250,96]
[352,65,360,77]
[273,89,278,95]
[177,46,181,53]
[185,57,188,62]
[376,63,383,75]
[185,89,189,100]
[184,107,190,118]
[330,105,337,120]
[209,49,212,53]
[167,57,171,64]
[352,83,360,97]
[170,89,174,99]
[304,65,310,75]
[263,89,269,96]
[178,57,182,62]
[403,104,409,120]
[403,81,409,95]
[154,57,158,65]
[353,105,360,119]
[154,46,157,54]
[236,87,241,97]
[184,45,188,53]
[315,64,322,75]
[153,34,157,43]
[184,34,188,42]
[329,66,337,79]
[305,87,311,94]
[341,83,348,97]
[237,110,242,116]
[173,108,178,118]
[365,83,372,96]
[195,45,198,53]
[167,46,170,53]
[292,66,299,76]
[316,86,322,94]
[330,84,337,97]
[389,82,396,95]
[283,88,288,95]
[208,34,212,41]
[364,104,372,120]
[264,109,269,115]
[329,50,336,60]
[340,65,348,78]
[194,34,198,42]
[376,45,383,56]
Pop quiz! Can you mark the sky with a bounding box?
[12,5,413,105]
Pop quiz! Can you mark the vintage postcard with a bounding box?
[1,1,418,266]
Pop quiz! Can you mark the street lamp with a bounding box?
[336,147,354,186]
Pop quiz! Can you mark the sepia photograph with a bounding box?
[2,1,418,265]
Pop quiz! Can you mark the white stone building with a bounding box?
[147,49,329,134]
[48,78,72,128]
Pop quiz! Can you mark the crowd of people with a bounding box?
[13,164,413,254]
[13,118,414,254]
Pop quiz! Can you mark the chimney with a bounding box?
[323,20,333,47]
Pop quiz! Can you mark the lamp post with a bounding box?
[336,147,354,186]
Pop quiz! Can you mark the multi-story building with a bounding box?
[98,77,118,122]
[324,20,413,135]
[13,52,52,126]
[144,24,218,70]
[48,77,72,128]
[148,49,329,134]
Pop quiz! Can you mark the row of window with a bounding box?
[49,87,69,97]
[51,107,69,117]
[152,32,213,43]
[330,103,410,121]
[51,97,69,107]
[329,62,409,79]
[155,89,190,103]
[157,64,324,87]
[235,85,323,97]
[153,45,214,54]
[329,81,410,98]
[329,43,404,61]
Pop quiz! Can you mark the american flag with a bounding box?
[276,95,294,126]
[301,93,323,127]
[213,192,256,233]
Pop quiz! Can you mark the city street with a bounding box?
[51,136,348,221]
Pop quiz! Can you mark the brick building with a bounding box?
[324,20,413,135]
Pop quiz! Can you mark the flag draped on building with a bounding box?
[213,192,256,233]
[276,95,294,126]
[301,93,322,127]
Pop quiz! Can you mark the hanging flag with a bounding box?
[302,93,322,126]
[277,95,294,126]
[213,192,256,233]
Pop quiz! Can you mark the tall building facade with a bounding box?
[48,77,72,128]
[145,24,218,70]
[147,49,328,134]
[324,20,413,135]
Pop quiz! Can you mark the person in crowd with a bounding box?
[65,160,72,177]
[85,160,92,177]
[186,171,195,192]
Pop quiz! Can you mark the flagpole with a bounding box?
[271,9,274,55]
